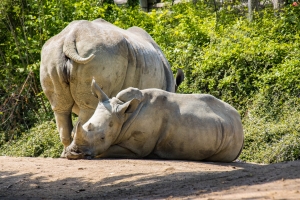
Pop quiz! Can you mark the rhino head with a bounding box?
[65,79,140,160]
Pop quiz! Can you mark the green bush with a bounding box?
[240,95,300,163]
[185,7,300,114]
[0,120,62,157]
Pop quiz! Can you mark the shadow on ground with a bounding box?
[0,159,299,199]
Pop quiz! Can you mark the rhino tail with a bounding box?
[63,39,95,64]
[175,69,184,92]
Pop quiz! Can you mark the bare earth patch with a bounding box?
[0,156,299,199]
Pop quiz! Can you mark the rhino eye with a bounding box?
[87,123,93,131]
[109,121,113,127]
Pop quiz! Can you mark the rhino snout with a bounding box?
[66,144,83,160]
[66,151,84,160]
[65,144,93,160]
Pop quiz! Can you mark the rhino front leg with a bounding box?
[96,145,141,159]
[54,111,73,157]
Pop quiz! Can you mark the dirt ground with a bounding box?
[0,156,300,200]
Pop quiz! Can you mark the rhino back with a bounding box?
[127,26,174,92]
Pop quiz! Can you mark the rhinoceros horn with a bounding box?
[91,78,109,102]
[63,41,95,64]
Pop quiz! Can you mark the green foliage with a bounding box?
[0,120,62,157]
[0,1,299,162]
[185,8,300,115]
[240,96,300,163]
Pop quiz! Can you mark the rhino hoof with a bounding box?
[60,150,67,158]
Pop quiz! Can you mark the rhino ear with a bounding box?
[91,78,109,102]
[118,99,140,115]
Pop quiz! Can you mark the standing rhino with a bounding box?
[66,80,244,162]
[40,19,184,156]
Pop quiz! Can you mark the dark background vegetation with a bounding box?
[0,0,299,163]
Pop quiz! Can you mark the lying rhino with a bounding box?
[66,80,244,162]
[40,18,184,156]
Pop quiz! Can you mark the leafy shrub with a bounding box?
[240,95,300,163]
[185,7,300,115]
[0,120,62,157]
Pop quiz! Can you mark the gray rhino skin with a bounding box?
[40,19,184,155]
[66,80,244,162]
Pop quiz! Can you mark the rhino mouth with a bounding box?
[66,145,93,160]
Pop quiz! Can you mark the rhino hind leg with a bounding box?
[205,138,244,162]
[96,145,140,159]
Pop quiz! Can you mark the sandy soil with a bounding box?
[0,156,300,200]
